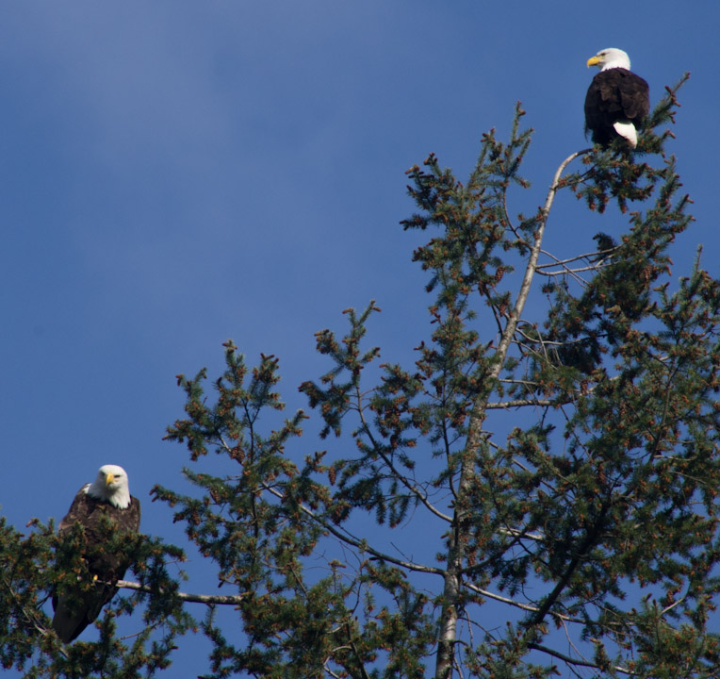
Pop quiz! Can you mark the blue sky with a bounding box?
[2,2,719,675]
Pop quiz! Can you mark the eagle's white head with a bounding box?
[85,464,132,509]
[587,48,631,72]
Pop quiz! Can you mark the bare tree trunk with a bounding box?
[434,150,585,679]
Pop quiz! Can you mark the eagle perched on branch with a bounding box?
[584,47,650,148]
[52,464,141,643]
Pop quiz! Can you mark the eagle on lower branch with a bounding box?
[52,464,141,643]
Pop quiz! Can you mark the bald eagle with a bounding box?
[52,464,141,643]
[584,48,649,148]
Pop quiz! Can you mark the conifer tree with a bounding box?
[2,73,720,678]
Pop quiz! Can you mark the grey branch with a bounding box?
[117,580,246,605]
[486,398,554,409]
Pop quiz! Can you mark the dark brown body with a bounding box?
[584,68,649,147]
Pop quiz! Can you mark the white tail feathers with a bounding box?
[612,121,638,148]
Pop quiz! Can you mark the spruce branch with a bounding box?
[527,642,635,676]
[354,383,453,524]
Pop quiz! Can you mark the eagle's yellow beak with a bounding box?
[587,56,602,68]
[105,473,115,485]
